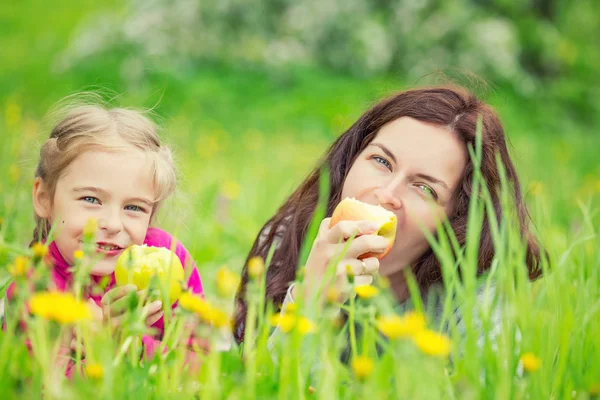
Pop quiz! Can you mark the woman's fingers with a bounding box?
[337,257,379,278]
[354,274,374,287]
[359,257,380,274]
[326,220,380,244]
[345,234,388,259]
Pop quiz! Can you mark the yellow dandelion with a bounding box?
[74,249,85,260]
[179,292,210,315]
[29,291,92,324]
[8,256,29,277]
[270,313,296,333]
[83,218,98,239]
[326,287,341,304]
[283,302,298,314]
[85,362,104,380]
[5,101,22,128]
[351,355,374,380]
[203,306,232,328]
[345,264,355,278]
[196,136,221,158]
[528,181,544,197]
[220,180,241,200]
[354,284,379,299]
[413,329,452,358]
[178,292,231,328]
[247,256,265,279]
[520,352,541,372]
[378,276,390,289]
[376,312,426,339]
[216,266,240,298]
[297,317,317,335]
[8,164,20,183]
[31,242,48,259]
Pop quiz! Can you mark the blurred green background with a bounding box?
[1,0,599,285]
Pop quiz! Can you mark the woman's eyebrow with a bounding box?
[369,143,397,164]
[414,173,450,190]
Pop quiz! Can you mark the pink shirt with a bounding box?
[6,227,204,365]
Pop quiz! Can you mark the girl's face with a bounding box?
[33,149,156,276]
[340,117,467,276]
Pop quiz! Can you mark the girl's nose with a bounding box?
[98,208,123,235]
[374,178,403,210]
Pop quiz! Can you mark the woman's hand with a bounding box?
[299,217,388,302]
[101,284,164,328]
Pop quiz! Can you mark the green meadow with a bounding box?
[1,1,599,398]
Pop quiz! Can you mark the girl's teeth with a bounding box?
[98,245,119,251]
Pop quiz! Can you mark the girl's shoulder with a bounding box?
[144,227,178,248]
[143,227,190,269]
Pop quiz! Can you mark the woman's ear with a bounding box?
[33,177,51,219]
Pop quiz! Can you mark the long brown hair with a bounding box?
[234,85,542,342]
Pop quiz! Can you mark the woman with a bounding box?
[234,85,542,343]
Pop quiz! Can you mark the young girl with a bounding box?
[8,104,203,355]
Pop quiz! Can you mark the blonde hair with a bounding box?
[32,105,177,245]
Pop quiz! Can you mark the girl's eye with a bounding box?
[417,184,438,200]
[81,196,100,204]
[371,155,392,170]
[125,205,145,213]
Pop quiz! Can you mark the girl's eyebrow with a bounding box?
[128,197,155,207]
[368,143,397,164]
[72,186,107,195]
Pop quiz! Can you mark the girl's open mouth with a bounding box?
[95,242,125,257]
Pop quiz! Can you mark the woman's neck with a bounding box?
[386,269,410,304]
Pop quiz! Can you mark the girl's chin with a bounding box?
[90,261,117,276]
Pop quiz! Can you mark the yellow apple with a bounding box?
[330,197,397,260]
[115,245,185,305]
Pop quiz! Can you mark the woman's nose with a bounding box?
[374,178,403,210]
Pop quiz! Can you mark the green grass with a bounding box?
[1,1,600,398]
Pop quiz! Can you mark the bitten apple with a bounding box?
[330,197,397,260]
[115,245,185,305]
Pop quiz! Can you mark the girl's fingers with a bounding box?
[326,220,380,244]
[345,234,388,259]
[87,299,103,321]
[103,297,131,318]
[143,300,164,327]
[146,311,164,327]
[101,284,137,306]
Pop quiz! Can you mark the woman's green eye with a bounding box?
[418,185,437,199]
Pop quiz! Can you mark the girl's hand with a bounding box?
[300,218,388,302]
[101,285,164,328]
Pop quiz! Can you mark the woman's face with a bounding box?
[340,117,467,276]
